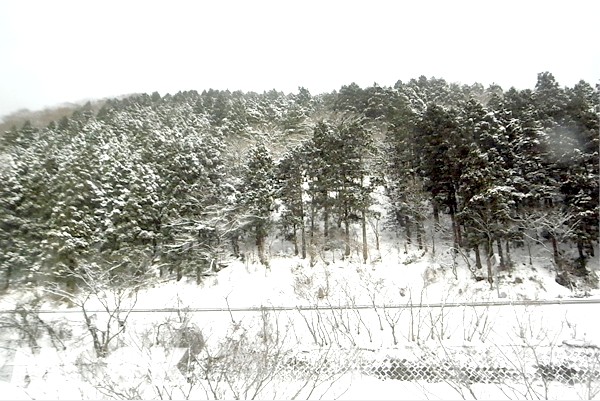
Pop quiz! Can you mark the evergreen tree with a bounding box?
[457,100,515,279]
[415,104,466,248]
[334,83,367,113]
[335,116,375,261]
[276,146,307,258]
[306,120,338,240]
[533,72,568,127]
[383,90,430,249]
[238,143,277,266]
[0,155,29,289]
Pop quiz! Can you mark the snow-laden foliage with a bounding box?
[0,74,597,291]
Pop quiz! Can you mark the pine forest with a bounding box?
[1,72,598,293]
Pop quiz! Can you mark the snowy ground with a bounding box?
[1,222,599,400]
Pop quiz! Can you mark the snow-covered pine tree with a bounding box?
[415,104,465,250]
[330,115,375,260]
[276,146,307,258]
[238,143,277,266]
[0,154,30,289]
[382,89,430,249]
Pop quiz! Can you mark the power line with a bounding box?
[1,297,599,315]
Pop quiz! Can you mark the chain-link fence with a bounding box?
[3,343,600,386]
[280,344,600,386]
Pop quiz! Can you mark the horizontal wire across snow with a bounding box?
[1,297,599,315]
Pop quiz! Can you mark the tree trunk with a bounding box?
[526,237,533,265]
[344,217,351,257]
[505,240,512,267]
[432,201,440,225]
[551,235,559,266]
[577,240,585,261]
[83,309,106,358]
[405,216,412,245]
[151,235,160,273]
[257,232,267,267]
[176,263,182,282]
[485,239,494,288]
[231,234,240,258]
[456,221,463,248]
[324,204,329,238]
[449,193,461,248]
[431,223,436,256]
[474,244,482,270]
[196,262,202,285]
[450,208,459,251]
[300,215,307,259]
[3,264,10,291]
[293,222,299,256]
[496,239,505,268]
[66,259,77,293]
[362,209,368,264]
[310,202,316,240]
[416,222,423,250]
[374,218,380,251]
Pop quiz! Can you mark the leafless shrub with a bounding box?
[338,283,371,344]
[382,293,406,346]
[360,275,385,331]
[44,264,142,358]
[0,298,69,352]
[414,305,600,400]
[462,304,494,343]
[185,307,354,400]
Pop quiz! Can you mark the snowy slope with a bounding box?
[1,219,598,400]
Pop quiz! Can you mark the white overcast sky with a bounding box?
[0,0,598,119]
